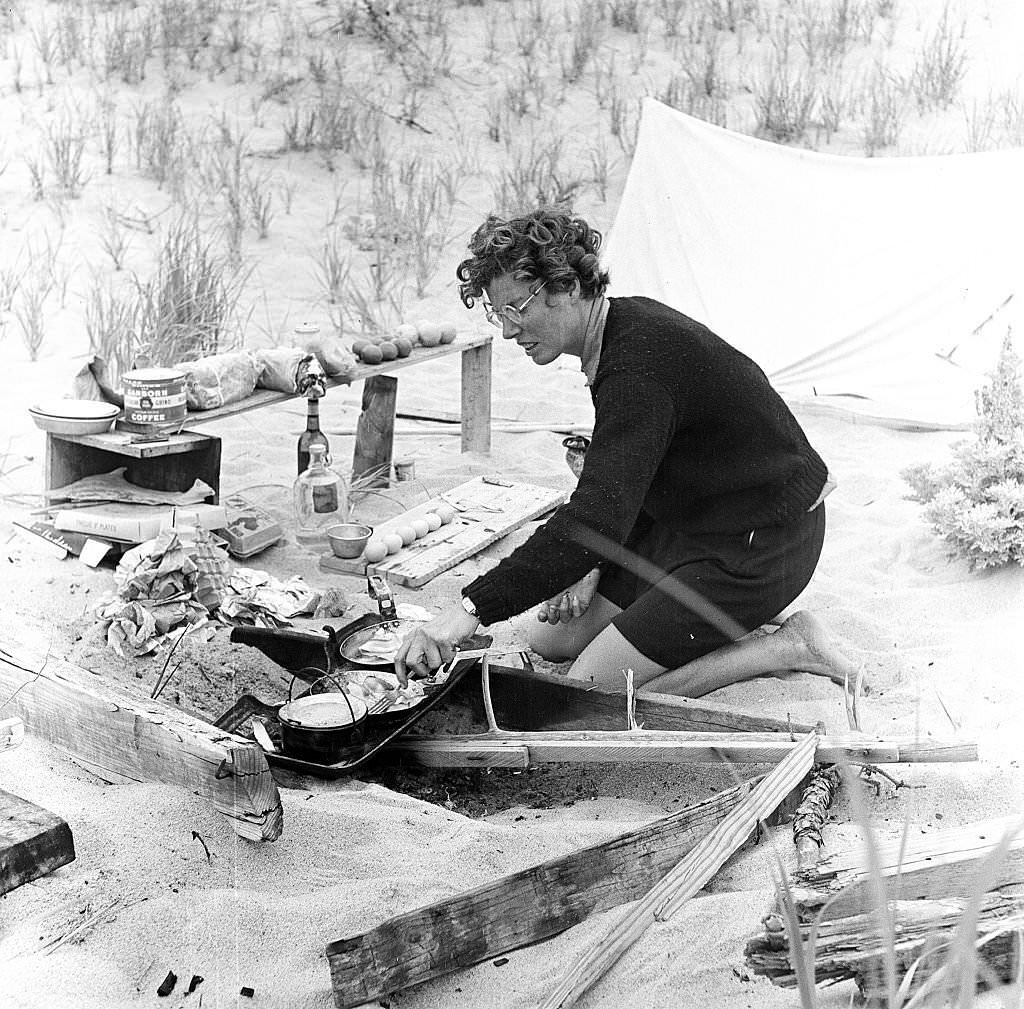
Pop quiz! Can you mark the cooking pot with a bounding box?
[277,674,367,764]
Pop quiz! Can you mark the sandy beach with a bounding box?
[2,1,1024,1007]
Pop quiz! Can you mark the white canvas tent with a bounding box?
[604,99,1024,430]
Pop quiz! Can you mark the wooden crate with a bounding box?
[319,475,566,587]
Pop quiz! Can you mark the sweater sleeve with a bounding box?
[464,372,678,626]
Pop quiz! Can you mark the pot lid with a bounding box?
[279,693,367,728]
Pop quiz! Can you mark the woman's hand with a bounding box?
[394,603,480,685]
[536,567,602,624]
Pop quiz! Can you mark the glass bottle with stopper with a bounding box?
[295,324,330,476]
[293,443,346,546]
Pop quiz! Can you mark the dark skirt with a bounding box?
[600,504,826,668]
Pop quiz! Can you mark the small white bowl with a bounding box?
[29,400,119,435]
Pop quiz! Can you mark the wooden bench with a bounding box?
[44,334,493,499]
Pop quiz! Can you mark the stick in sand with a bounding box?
[539,731,819,1009]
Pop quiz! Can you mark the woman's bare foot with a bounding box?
[770,610,867,691]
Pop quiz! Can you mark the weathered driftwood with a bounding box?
[745,893,1024,998]
[788,816,1024,922]
[538,732,819,1009]
[390,730,977,768]
[0,637,283,842]
[0,788,75,895]
[327,780,760,1009]
[793,765,841,869]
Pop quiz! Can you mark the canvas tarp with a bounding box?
[604,98,1024,430]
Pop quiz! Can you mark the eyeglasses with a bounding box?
[483,281,547,328]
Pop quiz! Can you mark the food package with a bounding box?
[255,347,307,393]
[301,333,357,379]
[178,351,259,410]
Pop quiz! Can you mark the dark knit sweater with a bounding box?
[464,297,829,627]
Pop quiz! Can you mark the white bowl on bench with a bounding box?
[29,400,120,436]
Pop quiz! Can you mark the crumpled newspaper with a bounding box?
[47,467,215,506]
[97,528,230,656]
[96,533,328,654]
[218,568,321,627]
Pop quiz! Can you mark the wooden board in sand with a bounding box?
[1,788,75,895]
[319,475,566,587]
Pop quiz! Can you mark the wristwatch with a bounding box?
[460,593,478,618]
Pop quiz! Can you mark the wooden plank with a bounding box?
[352,374,398,485]
[0,640,283,843]
[789,815,1024,921]
[540,733,819,1009]
[746,894,1023,995]
[0,789,75,895]
[319,476,566,587]
[451,663,818,735]
[390,730,978,767]
[327,781,760,1008]
[461,339,492,453]
[183,333,493,425]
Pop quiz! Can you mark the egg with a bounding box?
[411,518,430,539]
[435,503,457,524]
[363,539,389,563]
[383,533,404,554]
[424,512,442,532]
[395,524,417,546]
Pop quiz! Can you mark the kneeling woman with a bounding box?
[394,209,856,696]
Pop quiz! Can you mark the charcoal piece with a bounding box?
[157,970,177,997]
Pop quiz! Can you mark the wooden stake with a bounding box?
[539,732,819,1009]
[327,780,762,1009]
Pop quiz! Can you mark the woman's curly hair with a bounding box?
[456,208,611,309]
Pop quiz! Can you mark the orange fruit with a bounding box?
[394,337,413,358]
[438,321,457,344]
[379,341,399,361]
[359,344,384,365]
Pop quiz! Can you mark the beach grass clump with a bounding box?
[908,4,967,113]
[132,215,249,366]
[903,331,1024,569]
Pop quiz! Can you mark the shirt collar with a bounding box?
[580,297,609,386]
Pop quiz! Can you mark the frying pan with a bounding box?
[338,619,414,669]
[337,620,496,670]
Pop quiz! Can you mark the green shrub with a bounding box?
[902,330,1024,569]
